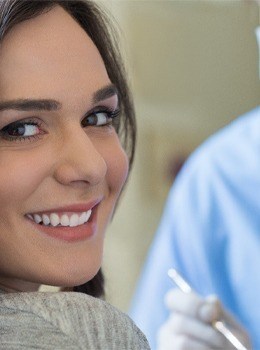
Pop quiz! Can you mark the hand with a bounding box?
[157,288,251,350]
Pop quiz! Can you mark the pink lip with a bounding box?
[28,197,103,215]
[26,197,103,243]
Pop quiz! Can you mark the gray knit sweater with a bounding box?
[0,290,150,349]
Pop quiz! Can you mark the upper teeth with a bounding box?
[27,210,92,227]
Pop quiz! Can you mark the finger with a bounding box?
[165,313,227,349]
[157,332,215,350]
[165,289,219,323]
[174,335,215,350]
[201,295,222,323]
[164,289,203,317]
[164,290,251,349]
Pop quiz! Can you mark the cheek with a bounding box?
[105,139,129,196]
[0,149,50,207]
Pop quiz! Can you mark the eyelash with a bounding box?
[0,108,120,143]
[81,108,120,128]
[0,119,44,142]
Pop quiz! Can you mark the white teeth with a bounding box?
[69,214,79,227]
[42,214,50,226]
[50,213,59,227]
[34,214,42,224]
[60,214,70,226]
[78,212,86,225]
[84,210,92,222]
[79,210,91,225]
[28,210,92,227]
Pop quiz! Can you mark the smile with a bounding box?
[24,199,103,242]
[26,210,92,227]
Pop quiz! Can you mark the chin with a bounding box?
[62,266,100,288]
[32,264,101,290]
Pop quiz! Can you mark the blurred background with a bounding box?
[100,0,259,312]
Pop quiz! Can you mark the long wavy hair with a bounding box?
[0,0,136,298]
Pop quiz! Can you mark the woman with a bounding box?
[0,0,150,348]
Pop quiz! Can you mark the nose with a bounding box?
[53,127,107,186]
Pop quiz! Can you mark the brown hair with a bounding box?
[0,0,136,298]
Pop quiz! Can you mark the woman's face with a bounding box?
[0,6,128,291]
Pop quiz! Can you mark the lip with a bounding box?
[26,197,103,243]
[27,197,103,215]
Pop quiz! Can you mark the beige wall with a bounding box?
[102,0,259,312]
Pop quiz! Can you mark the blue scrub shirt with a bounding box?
[130,107,260,350]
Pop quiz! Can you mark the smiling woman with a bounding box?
[0,0,149,349]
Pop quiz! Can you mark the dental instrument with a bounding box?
[167,268,248,350]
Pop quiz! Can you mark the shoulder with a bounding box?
[195,107,260,162]
[0,291,150,349]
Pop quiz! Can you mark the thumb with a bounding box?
[198,294,222,324]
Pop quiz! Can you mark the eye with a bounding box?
[81,109,120,128]
[0,119,43,141]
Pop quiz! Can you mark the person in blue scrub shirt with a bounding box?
[130,20,260,348]
[130,105,260,350]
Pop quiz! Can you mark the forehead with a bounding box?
[0,5,110,103]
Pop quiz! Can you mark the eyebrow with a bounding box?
[0,99,61,112]
[0,84,118,112]
[92,84,118,104]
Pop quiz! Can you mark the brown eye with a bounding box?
[5,123,26,136]
[2,122,40,137]
[82,112,110,127]
[0,120,43,142]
